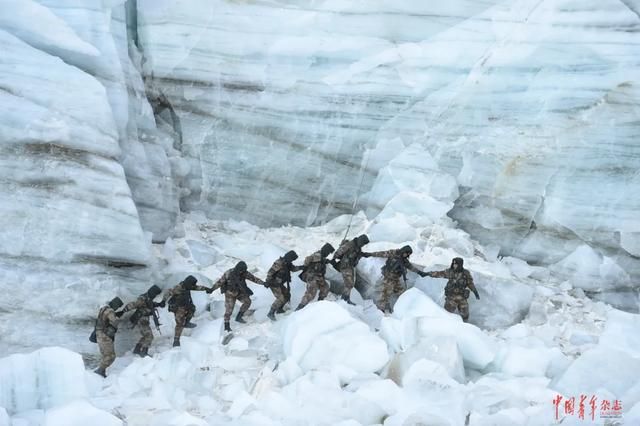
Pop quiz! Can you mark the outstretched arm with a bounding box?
[424,269,450,279]
[367,249,396,259]
[246,271,265,285]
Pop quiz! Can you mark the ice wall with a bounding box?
[136,0,640,277]
[0,0,178,355]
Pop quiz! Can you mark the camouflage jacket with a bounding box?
[123,294,156,317]
[266,257,303,287]
[368,249,422,278]
[96,306,119,338]
[212,269,264,294]
[429,268,477,297]
[162,283,210,308]
[302,251,330,278]
[333,239,366,269]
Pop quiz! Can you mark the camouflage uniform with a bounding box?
[333,238,366,300]
[427,266,478,322]
[95,305,119,375]
[266,257,303,314]
[122,295,157,354]
[212,269,264,322]
[297,251,331,309]
[369,249,423,311]
[163,282,211,344]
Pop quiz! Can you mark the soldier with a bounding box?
[212,262,265,332]
[424,257,479,322]
[93,296,124,377]
[331,234,371,305]
[367,245,425,313]
[121,285,163,356]
[265,250,303,320]
[295,243,335,311]
[162,275,214,347]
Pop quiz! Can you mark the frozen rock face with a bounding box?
[136,0,640,280]
[0,1,180,355]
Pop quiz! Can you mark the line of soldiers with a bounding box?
[92,234,479,377]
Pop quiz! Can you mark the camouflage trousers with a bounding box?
[134,316,154,349]
[97,331,116,371]
[340,266,355,298]
[444,294,469,321]
[173,305,195,340]
[298,275,329,309]
[224,290,251,322]
[377,274,405,311]
[270,285,288,312]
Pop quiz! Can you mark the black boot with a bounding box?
[184,322,197,329]
[173,337,180,347]
[267,308,276,321]
[133,343,142,355]
[276,307,286,314]
[94,367,106,378]
[224,322,231,332]
[235,311,246,324]
[139,347,151,357]
[295,304,304,311]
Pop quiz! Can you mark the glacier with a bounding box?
[0,0,639,424]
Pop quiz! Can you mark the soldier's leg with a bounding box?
[238,294,252,315]
[223,291,237,331]
[444,296,457,313]
[138,317,153,355]
[317,277,330,301]
[184,304,197,328]
[457,297,470,322]
[224,292,237,322]
[377,276,395,311]
[173,307,188,346]
[296,281,318,310]
[341,268,355,298]
[270,286,285,312]
[97,333,115,376]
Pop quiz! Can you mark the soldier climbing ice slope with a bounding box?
[331,234,371,305]
[211,262,265,332]
[265,250,303,320]
[367,245,426,313]
[121,285,164,356]
[162,275,214,347]
[92,296,124,377]
[424,257,479,322]
[295,243,335,311]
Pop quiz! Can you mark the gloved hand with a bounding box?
[361,253,372,258]
[155,301,166,308]
[205,287,214,294]
[419,271,428,277]
[115,311,125,318]
[474,291,480,300]
[330,259,339,268]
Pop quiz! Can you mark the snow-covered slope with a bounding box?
[2,212,638,425]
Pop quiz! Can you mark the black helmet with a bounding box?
[147,284,162,299]
[109,297,123,310]
[356,234,370,247]
[400,245,413,256]
[451,257,464,269]
[320,243,335,257]
[234,261,248,274]
[182,275,197,289]
[284,250,298,263]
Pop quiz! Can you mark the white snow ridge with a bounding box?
[0,0,638,426]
